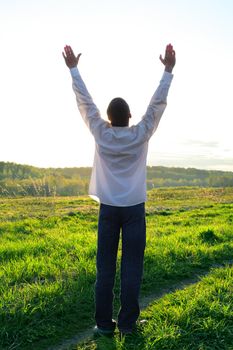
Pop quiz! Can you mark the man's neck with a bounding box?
[111,123,129,127]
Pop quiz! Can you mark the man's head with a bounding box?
[107,97,131,127]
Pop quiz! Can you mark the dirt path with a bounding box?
[47,261,233,350]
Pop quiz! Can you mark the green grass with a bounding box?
[0,187,233,349]
[76,265,233,350]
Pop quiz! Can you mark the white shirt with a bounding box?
[70,67,173,206]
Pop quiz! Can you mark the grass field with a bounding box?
[0,187,233,350]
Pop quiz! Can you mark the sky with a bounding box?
[0,0,233,171]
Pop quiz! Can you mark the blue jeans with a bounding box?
[95,203,146,332]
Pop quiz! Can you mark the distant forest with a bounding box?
[1,161,233,197]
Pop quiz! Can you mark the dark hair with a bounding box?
[107,97,130,126]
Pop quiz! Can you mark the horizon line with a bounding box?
[1,160,233,174]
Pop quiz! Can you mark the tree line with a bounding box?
[0,161,233,197]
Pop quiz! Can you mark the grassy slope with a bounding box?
[0,188,233,349]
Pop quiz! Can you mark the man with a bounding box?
[62,44,175,336]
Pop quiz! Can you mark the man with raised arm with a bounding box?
[62,44,176,337]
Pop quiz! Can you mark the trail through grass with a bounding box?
[74,264,233,350]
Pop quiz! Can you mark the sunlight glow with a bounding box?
[0,0,232,170]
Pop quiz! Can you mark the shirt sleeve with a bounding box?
[137,71,173,141]
[70,67,107,137]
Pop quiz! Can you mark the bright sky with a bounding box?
[1,0,233,171]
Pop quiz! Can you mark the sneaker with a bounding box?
[93,325,115,338]
[119,319,147,338]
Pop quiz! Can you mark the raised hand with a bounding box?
[62,45,82,68]
[159,44,176,73]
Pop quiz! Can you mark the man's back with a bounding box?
[90,125,148,205]
[70,66,173,205]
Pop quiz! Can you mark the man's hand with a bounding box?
[62,45,82,69]
[159,44,176,73]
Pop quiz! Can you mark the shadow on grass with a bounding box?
[95,336,117,350]
[79,330,147,350]
[121,330,146,350]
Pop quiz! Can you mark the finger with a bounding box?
[166,44,173,53]
[77,53,82,62]
[64,46,70,56]
[64,45,73,57]
[159,54,165,64]
[68,46,75,57]
[62,52,66,60]
[165,48,174,58]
